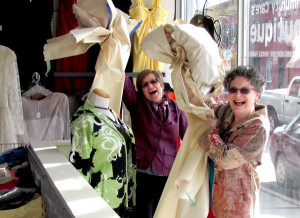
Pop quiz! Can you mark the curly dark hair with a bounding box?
[224,65,266,95]
[136,70,164,93]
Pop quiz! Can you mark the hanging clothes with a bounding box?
[0,46,25,144]
[22,93,70,142]
[55,0,90,96]
[69,100,136,216]
[129,0,168,73]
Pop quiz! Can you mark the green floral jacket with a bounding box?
[70,100,136,216]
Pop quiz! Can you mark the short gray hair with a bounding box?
[224,65,266,95]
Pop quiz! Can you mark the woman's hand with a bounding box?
[206,115,217,128]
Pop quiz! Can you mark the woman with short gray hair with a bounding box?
[205,65,270,218]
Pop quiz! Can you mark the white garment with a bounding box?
[22,93,70,142]
[0,45,25,144]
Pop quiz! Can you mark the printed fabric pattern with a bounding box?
[69,100,136,215]
[205,104,270,218]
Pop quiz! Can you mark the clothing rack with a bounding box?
[53,72,165,78]
[54,72,96,78]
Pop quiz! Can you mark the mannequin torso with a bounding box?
[88,89,116,121]
[70,89,136,215]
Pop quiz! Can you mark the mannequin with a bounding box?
[88,88,115,121]
[70,87,136,216]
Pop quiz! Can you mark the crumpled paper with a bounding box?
[141,20,224,218]
[44,0,141,115]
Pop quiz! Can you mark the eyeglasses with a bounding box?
[142,79,159,88]
[229,87,256,94]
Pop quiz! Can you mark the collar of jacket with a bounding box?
[75,100,121,127]
[225,104,269,132]
[141,91,169,106]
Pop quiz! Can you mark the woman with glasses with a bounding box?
[122,70,188,218]
[205,65,270,218]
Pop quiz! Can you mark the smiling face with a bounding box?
[141,73,164,103]
[229,76,259,121]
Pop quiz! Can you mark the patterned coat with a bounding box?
[69,100,136,216]
[205,103,270,218]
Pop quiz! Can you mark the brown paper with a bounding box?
[44,0,140,115]
[141,21,224,218]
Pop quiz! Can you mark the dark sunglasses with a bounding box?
[142,79,159,88]
[229,87,255,94]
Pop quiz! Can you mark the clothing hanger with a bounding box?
[22,72,52,100]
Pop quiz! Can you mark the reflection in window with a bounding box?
[266,58,272,83]
[183,0,238,69]
[290,118,300,140]
[253,57,261,72]
[289,79,300,97]
[278,58,285,88]
[183,1,300,218]
[221,23,236,46]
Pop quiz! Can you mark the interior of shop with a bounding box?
[0,0,299,217]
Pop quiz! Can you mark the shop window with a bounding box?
[266,58,272,83]
[253,57,261,72]
[278,58,285,88]
[290,119,300,140]
[183,1,300,218]
[289,79,300,97]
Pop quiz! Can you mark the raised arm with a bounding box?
[122,75,138,111]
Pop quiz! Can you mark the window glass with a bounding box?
[248,0,300,89]
[266,57,273,83]
[183,0,300,217]
[289,79,300,97]
[290,118,300,140]
[184,0,238,71]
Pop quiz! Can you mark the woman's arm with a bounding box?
[204,119,268,170]
[122,76,138,111]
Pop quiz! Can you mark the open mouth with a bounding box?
[234,100,245,106]
[149,90,157,95]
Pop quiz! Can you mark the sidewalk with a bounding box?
[257,149,300,217]
[259,187,300,218]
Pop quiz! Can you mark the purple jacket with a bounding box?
[123,76,188,175]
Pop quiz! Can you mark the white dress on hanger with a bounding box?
[0,45,25,144]
[22,93,70,142]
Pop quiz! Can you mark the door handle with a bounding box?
[298,102,300,105]
[285,100,289,103]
